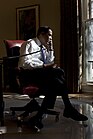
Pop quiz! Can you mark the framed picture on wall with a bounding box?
[16,4,40,40]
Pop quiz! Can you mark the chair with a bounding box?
[3,40,25,92]
[3,40,60,131]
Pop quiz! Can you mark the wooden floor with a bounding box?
[0,93,93,139]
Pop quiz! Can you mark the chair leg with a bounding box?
[45,109,60,122]
[10,98,60,131]
[10,98,40,117]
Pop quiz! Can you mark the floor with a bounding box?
[0,93,93,139]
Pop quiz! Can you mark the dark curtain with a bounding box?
[60,0,78,93]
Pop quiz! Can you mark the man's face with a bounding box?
[40,29,53,45]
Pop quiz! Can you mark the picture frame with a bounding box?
[16,4,40,40]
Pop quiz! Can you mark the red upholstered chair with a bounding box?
[3,40,25,92]
[3,40,60,129]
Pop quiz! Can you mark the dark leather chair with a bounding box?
[3,40,60,130]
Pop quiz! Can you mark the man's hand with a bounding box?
[43,63,57,68]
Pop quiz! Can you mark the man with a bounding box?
[18,26,88,131]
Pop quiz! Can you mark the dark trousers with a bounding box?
[20,67,71,119]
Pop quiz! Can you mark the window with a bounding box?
[83,0,93,83]
[89,0,93,18]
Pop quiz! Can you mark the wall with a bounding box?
[0,0,60,65]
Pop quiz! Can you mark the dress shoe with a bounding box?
[63,106,88,121]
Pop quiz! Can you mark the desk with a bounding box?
[0,59,4,126]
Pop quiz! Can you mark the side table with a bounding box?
[0,60,4,126]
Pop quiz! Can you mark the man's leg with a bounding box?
[49,67,87,121]
[24,68,88,130]
[29,95,56,131]
[56,79,88,121]
[35,95,56,118]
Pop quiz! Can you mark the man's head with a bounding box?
[37,26,53,46]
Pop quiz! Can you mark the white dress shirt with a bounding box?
[18,37,55,69]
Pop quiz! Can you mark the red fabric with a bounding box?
[23,85,39,96]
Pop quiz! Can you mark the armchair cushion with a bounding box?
[23,86,39,96]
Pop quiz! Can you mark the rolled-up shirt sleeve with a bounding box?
[46,50,55,64]
[24,57,44,68]
[45,43,55,64]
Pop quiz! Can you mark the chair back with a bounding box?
[3,40,40,96]
[4,40,25,66]
[3,40,25,92]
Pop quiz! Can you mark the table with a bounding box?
[0,59,4,126]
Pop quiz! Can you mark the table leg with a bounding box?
[0,63,4,126]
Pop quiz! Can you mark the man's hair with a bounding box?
[37,26,51,36]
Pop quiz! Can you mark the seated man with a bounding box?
[18,26,88,131]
